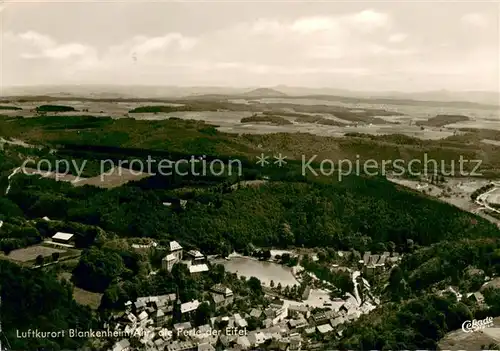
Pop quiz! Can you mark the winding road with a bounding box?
[352,270,361,304]
[475,182,500,215]
[5,167,21,195]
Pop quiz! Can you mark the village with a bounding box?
[104,240,406,351]
[3,219,496,351]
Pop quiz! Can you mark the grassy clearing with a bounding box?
[1,115,499,177]
[0,243,81,267]
[73,287,103,309]
[57,272,103,309]
[0,106,22,111]
[5,245,66,262]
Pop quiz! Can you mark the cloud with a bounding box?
[12,31,94,60]
[289,10,389,35]
[290,16,337,34]
[2,7,496,90]
[21,43,92,59]
[347,9,390,29]
[461,13,488,27]
[308,45,344,59]
[368,44,416,56]
[388,33,407,43]
[1,9,413,86]
[130,33,197,56]
[18,31,56,49]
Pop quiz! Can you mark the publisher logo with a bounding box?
[462,317,494,333]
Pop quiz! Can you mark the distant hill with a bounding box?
[2,85,498,108]
[273,86,499,106]
[381,90,499,106]
[239,88,287,98]
[416,114,470,127]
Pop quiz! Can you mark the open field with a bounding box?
[485,188,500,206]
[388,176,500,227]
[438,317,500,350]
[22,166,152,188]
[388,177,489,212]
[0,243,81,268]
[1,96,500,182]
[58,272,103,309]
[1,96,498,140]
[73,287,103,310]
[482,139,500,146]
[81,166,153,188]
[2,112,500,180]
[23,167,86,183]
[4,245,65,262]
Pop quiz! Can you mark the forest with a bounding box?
[4,171,499,256]
[0,260,97,350]
[332,293,474,350]
[332,237,500,350]
[1,114,500,350]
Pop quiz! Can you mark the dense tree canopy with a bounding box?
[6,173,498,256]
[0,260,96,350]
[73,247,127,292]
[333,294,473,350]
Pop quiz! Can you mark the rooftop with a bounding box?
[167,340,197,351]
[112,339,130,351]
[189,264,209,273]
[181,300,200,314]
[250,308,262,318]
[188,250,204,258]
[170,241,183,251]
[52,232,74,241]
[288,304,309,313]
[317,324,334,334]
[173,321,192,331]
[211,284,233,296]
[163,253,177,262]
[211,293,226,304]
[198,343,215,351]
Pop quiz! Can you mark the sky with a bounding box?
[1,0,499,91]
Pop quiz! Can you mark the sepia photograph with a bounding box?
[0,0,499,350]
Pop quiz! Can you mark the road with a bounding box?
[5,167,21,195]
[475,183,500,215]
[352,271,361,305]
[474,182,500,228]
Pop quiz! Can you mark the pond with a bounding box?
[214,256,298,287]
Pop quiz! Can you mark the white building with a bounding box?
[52,232,75,245]
[317,324,333,334]
[189,263,209,274]
[170,241,183,260]
[112,339,130,351]
[181,300,200,314]
[162,241,183,271]
[187,250,205,263]
[162,253,178,272]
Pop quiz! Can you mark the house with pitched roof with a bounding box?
[210,284,234,309]
[170,241,183,260]
[162,241,183,271]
